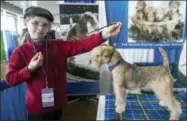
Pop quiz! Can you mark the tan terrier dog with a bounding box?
[144,6,155,22]
[90,45,182,120]
[168,0,181,20]
[135,0,147,21]
[155,7,169,22]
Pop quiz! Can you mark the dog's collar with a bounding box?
[108,61,121,71]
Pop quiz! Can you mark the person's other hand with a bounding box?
[102,22,122,40]
[28,52,44,72]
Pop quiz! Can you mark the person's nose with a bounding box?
[37,25,44,31]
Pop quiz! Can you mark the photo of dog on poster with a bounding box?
[128,0,186,43]
[59,4,100,81]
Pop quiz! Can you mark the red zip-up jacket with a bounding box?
[6,33,104,115]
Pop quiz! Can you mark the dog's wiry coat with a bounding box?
[90,45,182,120]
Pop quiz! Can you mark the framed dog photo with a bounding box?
[128,0,186,43]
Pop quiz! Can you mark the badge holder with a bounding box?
[42,88,54,107]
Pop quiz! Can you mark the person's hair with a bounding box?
[20,28,28,38]
[17,28,28,46]
[23,6,54,22]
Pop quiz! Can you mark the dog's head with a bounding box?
[144,6,155,22]
[136,11,145,20]
[155,8,167,21]
[136,1,146,11]
[79,11,99,30]
[169,1,180,13]
[89,45,121,70]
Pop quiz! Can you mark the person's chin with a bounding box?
[36,35,45,40]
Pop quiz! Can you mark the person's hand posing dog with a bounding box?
[28,52,44,72]
[102,22,122,40]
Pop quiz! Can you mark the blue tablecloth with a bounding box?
[104,92,186,120]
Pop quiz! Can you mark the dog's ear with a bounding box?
[101,46,121,63]
[101,45,117,59]
[90,46,101,59]
[101,45,114,53]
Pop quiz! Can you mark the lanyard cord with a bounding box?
[113,27,122,47]
[31,40,49,88]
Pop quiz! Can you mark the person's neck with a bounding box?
[32,39,44,45]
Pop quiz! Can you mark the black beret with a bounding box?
[23,6,54,22]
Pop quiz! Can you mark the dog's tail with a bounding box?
[159,47,169,68]
[159,47,175,87]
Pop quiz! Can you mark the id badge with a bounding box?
[41,88,54,107]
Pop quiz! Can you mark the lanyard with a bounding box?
[31,39,49,88]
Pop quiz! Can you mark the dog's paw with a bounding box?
[114,101,117,107]
[115,105,125,114]
[169,116,180,121]
[127,89,142,94]
[159,101,167,107]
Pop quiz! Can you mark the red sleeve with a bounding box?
[55,32,105,57]
[6,48,31,86]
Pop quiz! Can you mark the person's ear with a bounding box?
[48,23,52,31]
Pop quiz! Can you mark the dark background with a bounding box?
[59,4,98,24]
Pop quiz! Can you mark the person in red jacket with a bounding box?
[5,6,121,120]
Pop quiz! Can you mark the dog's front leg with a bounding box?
[113,82,126,114]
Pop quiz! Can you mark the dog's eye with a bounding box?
[104,55,109,58]
[96,55,100,58]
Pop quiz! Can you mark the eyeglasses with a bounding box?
[31,21,50,29]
